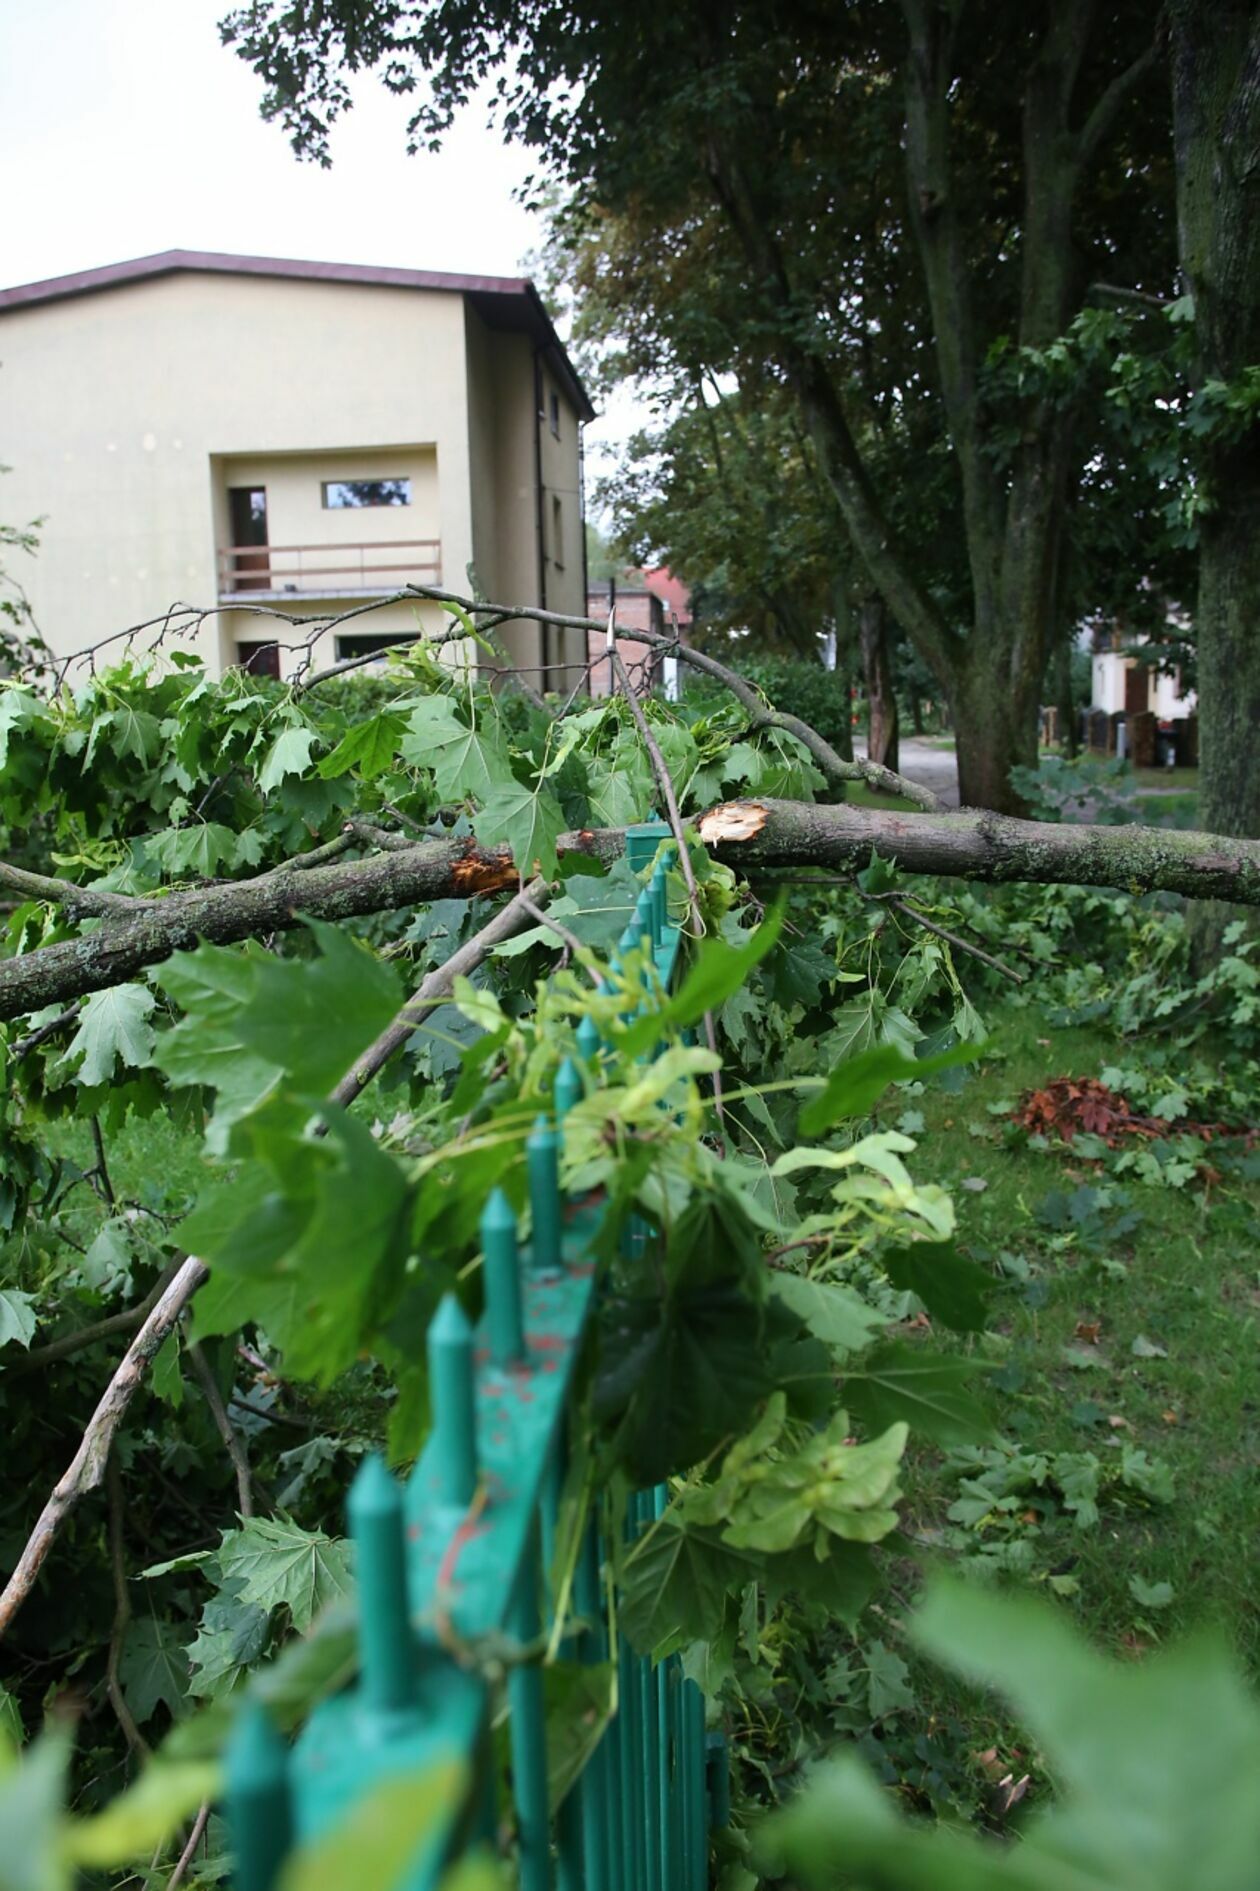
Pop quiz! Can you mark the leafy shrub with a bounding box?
[685,656,856,758]
[765,1576,1260,1891]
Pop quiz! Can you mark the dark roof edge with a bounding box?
[0,249,595,422]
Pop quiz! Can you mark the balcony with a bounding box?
[218,539,441,601]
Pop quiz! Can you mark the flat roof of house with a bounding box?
[0,248,595,421]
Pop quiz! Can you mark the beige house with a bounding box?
[0,250,594,681]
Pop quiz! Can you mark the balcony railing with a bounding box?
[218,539,441,599]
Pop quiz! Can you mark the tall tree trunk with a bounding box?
[859,592,900,772]
[1052,636,1080,759]
[949,658,1042,811]
[829,579,858,764]
[707,6,1161,816]
[1170,0,1260,844]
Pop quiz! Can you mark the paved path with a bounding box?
[857,738,960,808]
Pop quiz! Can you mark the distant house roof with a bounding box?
[0,248,595,423]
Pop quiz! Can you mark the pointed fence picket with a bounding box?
[226,819,728,1889]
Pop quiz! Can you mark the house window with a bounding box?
[322,478,412,509]
[551,494,564,569]
[333,631,420,661]
[549,390,561,438]
[235,640,281,678]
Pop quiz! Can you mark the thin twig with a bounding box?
[517,895,602,986]
[264,830,356,874]
[166,1804,211,1890]
[341,818,415,853]
[325,877,548,1113]
[608,628,727,1137]
[9,1001,84,1061]
[106,1456,149,1759]
[188,1342,254,1519]
[229,1395,317,1433]
[11,1263,181,1375]
[890,898,1025,985]
[90,1116,116,1208]
[608,640,703,935]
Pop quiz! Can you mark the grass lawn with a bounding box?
[845,781,922,812]
[895,999,1259,1667]
[1133,766,1200,791]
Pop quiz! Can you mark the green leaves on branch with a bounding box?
[766,1578,1260,1891]
[799,1037,983,1139]
[62,985,157,1087]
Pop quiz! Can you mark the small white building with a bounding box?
[1091,639,1195,721]
[0,250,595,683]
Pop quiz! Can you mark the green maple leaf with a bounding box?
[619,1520,758,1654]
[473,782,567,878]
[216,1517,354,1633]
[770,1274,888,1355]
[119,1619,190,1724]
[400,697,515,801]
[185,1585,270,1700]
[155,943,282,1149]
[257,724,317,795]
[845,1341,991,1445]
[63,984,157,1085]
[233,919,402,1096]
[144,822,239,878]
[0,1289,37,1352]
[316,711,408,780]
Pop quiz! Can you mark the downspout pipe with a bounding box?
[533,345,550,687]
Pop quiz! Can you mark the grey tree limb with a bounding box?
[326,875,547,1111]
[0,828,621,1021]
[0,1255,210,1641]
[697,797,1260,905]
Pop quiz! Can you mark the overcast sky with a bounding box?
[0,0,639,478]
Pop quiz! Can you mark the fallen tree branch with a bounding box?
[695,797,1260,906]
[7,797,1260,1021]
[0,859,148,917]
[0,829,620,1020]
[0,1255,209,1641]
[395,584,942,810]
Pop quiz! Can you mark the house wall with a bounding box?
[215,445,440,595]
[537,355,588,679]
[466,312,542,677]
[1092,652,1196,719]
[0,271,475,674]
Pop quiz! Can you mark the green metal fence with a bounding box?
[225,819,726,1890]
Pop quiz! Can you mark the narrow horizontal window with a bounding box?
[333,631,420,660]
[322,478,412,509]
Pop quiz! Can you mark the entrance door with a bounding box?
[228,487,270,591]
[1124,662,1149,716]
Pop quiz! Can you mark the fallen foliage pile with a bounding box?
[1015,1077,1255,1149]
